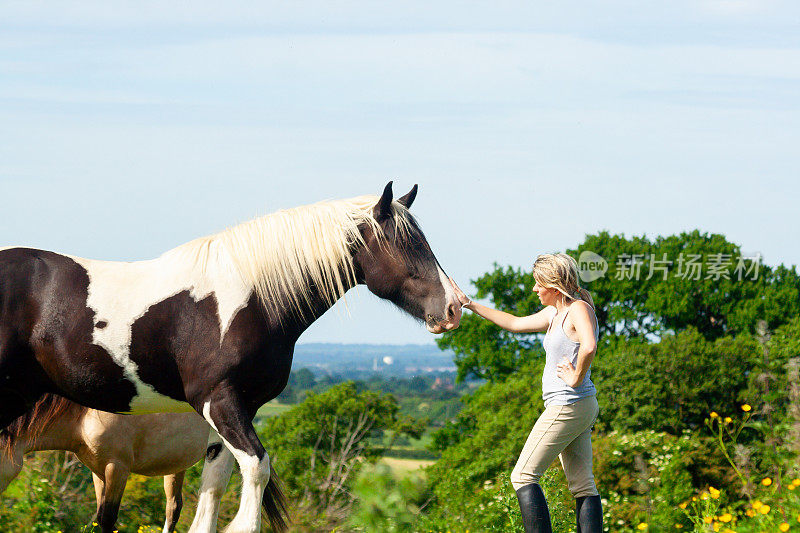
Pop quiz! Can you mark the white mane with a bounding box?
[167,195,415,321]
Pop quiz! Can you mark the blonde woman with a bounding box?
[450,253,602,533]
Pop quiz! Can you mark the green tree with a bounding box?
[257,382,412,530]
[595,327,759,434]
[569,230,800,340]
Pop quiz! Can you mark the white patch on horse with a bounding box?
[437,265,456,305]
[70,242,252,414]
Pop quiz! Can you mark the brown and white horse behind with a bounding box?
[0,394,211,532]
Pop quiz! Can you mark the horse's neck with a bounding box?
[279,264,359,341]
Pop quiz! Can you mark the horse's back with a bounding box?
[81,409,210,477]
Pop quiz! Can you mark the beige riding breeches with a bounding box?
[510,395,600,497]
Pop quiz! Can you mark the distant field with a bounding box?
[256,401,293,419]
[378,457,435,474]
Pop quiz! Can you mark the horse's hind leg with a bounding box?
[96,461,130,533]
[162,471,185,533]
[188,432,235,533]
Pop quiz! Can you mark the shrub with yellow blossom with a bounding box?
[677,403,800,532]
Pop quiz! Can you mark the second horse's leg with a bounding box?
[187,432,235,533]
[96,461,130,533]
[162,471,185,533]
[91,472,105,523]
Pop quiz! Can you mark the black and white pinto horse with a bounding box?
[0,183,461,533]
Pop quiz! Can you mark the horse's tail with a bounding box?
[262,466,289,532]
[0,393,85,459]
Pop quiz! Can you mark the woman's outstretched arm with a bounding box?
[449,278,554,334]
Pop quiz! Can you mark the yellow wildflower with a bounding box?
[724,416,732,423]
[675,525,683,529]
[719,513,733,523]
[762,477,772,486]
[711,411,719,418]
[793,478,800,485]
[741,404,751,412]
[704,516,714,524]
[779,524,790,532]
[679,502,688,509]
[752,500,763,510]
[759,504,770,514]
[637,523,648,530]
[746,509,756,517]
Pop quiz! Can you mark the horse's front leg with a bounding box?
[162,471,185,533]
[187,430,235,533]
[201,394,271,533]
[96,461,129,533]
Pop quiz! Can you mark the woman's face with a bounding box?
[532,280,559,306]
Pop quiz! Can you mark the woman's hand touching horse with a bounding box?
[449,277,472,309]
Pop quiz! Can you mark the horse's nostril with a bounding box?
[448,302,458,320]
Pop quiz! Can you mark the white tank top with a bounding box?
[541,301,598,407]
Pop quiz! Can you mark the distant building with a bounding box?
[432,376,454,391]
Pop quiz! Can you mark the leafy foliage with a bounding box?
[257,382,409,530]
[595,328,759,434]
[346,463,427,532]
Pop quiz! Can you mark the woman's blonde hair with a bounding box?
[532,253,594,307]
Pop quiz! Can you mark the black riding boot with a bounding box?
[515,483,552,533]
[575,494,603,533]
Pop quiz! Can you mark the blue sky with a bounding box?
[2,1,798,344]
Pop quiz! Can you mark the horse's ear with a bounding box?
[397,184,418,209]
[374,181,393,221]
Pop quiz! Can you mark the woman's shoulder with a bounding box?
[569,299,595,313]
[567,299,599,333]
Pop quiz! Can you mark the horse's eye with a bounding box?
[409,273,422,280]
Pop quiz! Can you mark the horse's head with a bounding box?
[354,182,461,334]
